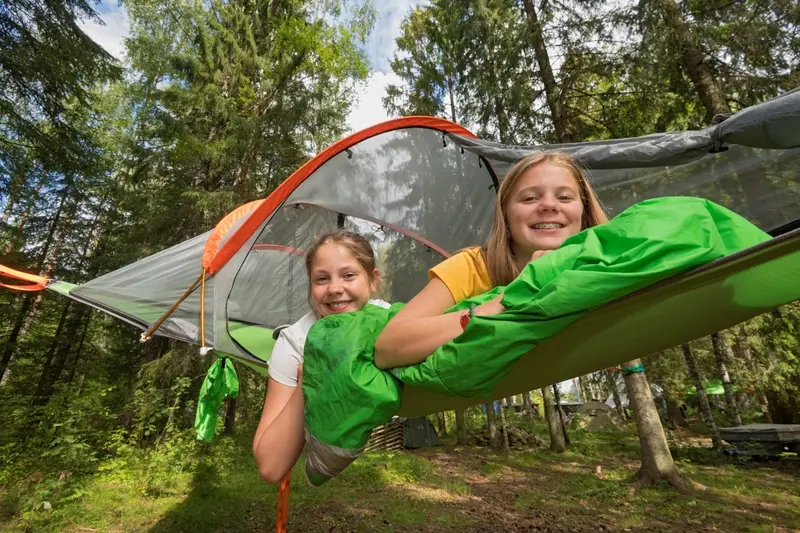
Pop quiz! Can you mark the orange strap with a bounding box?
[0,282,46,292]
[276,472,291,533]
[0,263,48,291]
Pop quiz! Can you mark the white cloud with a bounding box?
[365,1,426,73]
[345,1,426,132]
[346,71,403,133]
[78,2,130,62]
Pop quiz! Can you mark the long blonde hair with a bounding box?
[483,152,608,286]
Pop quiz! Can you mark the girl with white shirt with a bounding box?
[252,230,389,483]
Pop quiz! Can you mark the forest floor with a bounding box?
[1,428,798,533]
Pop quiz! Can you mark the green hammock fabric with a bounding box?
[301,197,774,486]
[195,357,239,442]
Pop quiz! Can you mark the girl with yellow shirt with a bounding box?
[374,152,608,370]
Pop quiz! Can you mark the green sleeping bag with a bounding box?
[301,197,771,485]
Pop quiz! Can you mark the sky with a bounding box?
[78,1,426,133]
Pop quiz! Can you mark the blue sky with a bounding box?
[80,1,426,132]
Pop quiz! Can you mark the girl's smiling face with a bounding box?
[309,242,377,317]
[505,162,585,259]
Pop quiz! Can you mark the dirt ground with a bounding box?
[293,441,800,533]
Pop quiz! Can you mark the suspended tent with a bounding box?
[2,91,800,424]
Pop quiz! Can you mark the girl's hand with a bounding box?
[475,293,505,316]
[530,249,553,262]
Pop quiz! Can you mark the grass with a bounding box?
[1,425,798,532]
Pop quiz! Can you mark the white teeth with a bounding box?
[532,223,563,229]
[328,301,350,309]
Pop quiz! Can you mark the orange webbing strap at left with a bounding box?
[0,263,48,292]
[0,282,46,291]
[276,472,291,533]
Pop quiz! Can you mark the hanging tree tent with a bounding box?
[2,90,800,420]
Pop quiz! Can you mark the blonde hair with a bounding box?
[305,229,378,284]
[484,151,608,286]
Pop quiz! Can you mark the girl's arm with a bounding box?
[374,278,503,369]
[375,250,551,370]
[252,374,305,483]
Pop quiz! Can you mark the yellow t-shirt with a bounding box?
[428,247,492,305]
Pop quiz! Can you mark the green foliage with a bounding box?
[1,2,374,515]
[0,0,122,171]
[644,302,800,425]
[385,0,547,144]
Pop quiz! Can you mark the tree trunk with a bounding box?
[498,401,511,456]
[446,73,457,124]
[521,0,573,142]
[654,0,732,123]
[541,386,565,452]
[681,343,722,449]
[66,314,92,384]
[765,391,799,424]
[758,391,774,424]
[485,402,499,449]
[574,377,585,403]
[665,395,688,429]
[711,333,742,426]
[34,305,88,406]
[621,359,692,491]
[522,391,535,419]
[0,187,75,383]
[733,327,772,423]
[455,408,467,444]
[605,370,627,420]
[552,384,570,445]
[33,302,72,403]
[0,174,21,228]
[224,397,237,434]
[436,412,447,436]
[0,294,34,383]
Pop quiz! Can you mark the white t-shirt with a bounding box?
[267,299,391,387]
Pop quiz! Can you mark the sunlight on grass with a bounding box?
[439,477,471,497]
[480,461,503,475]
[514,491,543,509]
[747,525,777,533]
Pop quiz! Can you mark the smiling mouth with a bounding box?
[325,301,352,311]
[530,223,564,230]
